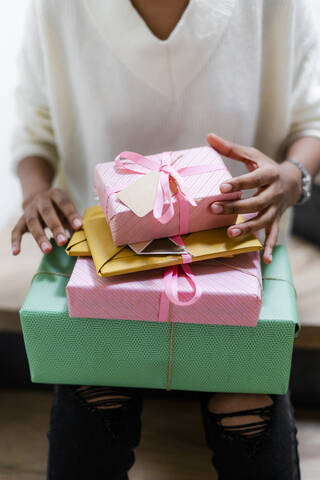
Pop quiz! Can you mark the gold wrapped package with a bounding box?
[66,206,262,277]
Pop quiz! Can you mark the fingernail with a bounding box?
[57,234,67,245]
[220,183,233,193]
[73,218,82,228]
[41,241,51,252]
[211,204,224,214]
[229,228,241,238]
[12,244,19,254]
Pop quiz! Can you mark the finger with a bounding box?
[218,166,279,194]
[227,206,277,238]
[25,209,52,253]
[207,133,258,168]
[11,216,28,255]
[210,188,274,214]
[263,219,280,264]
[38,199,68,246]
[51,190,82,230]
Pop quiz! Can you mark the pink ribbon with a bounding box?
[109,150,222,234]
[158,236,202,322]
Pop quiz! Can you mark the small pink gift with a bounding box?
[95,146,241,246]
[66,251,262,327]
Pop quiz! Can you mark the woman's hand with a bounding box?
[11,188,82,255]
[207,133,302,264]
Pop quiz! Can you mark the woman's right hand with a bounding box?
[11,188,83,255]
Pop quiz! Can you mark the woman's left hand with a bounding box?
[207,133,302,264]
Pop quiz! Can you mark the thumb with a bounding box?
[207,133,256,167]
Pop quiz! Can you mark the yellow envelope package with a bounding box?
[66,206,262,277]
[65,229,90,256]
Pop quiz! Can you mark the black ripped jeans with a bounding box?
[47,385,300,480]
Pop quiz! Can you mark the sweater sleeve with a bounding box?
[282,0,320,153]
[10,0,58,173]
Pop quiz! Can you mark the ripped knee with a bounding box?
[207,393,274,438]
[75,386,133,411]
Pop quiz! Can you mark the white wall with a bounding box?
[312,0,320,19]
[0,1,320,231]
[0,0,29,231]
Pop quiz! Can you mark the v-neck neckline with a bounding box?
[128,0,193,44]
[85,0,236,100]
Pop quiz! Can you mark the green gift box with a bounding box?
[20,244,299,394]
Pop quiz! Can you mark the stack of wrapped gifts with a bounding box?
[20,146,299,394]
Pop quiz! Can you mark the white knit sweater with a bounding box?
[11,0,320,223]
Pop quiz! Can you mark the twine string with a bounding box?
[200,259,263,291]
[261,276,296,296]
[32,271,71,282]
[166,303,174,391]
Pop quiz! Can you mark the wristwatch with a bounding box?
[287,158,312,205]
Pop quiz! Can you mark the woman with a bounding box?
[11,1,320,478]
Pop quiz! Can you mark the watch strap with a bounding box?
[287,158,312,205]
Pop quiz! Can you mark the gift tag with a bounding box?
[117,171,160,217]
[129,237,190,255]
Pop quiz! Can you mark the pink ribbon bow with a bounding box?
[112,150,220,234]
[158,236,202,322]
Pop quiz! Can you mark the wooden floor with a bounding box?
[0,389,320,479]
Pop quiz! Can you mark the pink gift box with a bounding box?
[66,251,262,327]
[95,146,241,246]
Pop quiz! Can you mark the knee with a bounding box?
[76,385,134,410]
[74,386,143,445]
[206,393,274,437]
[208,393,273,415]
